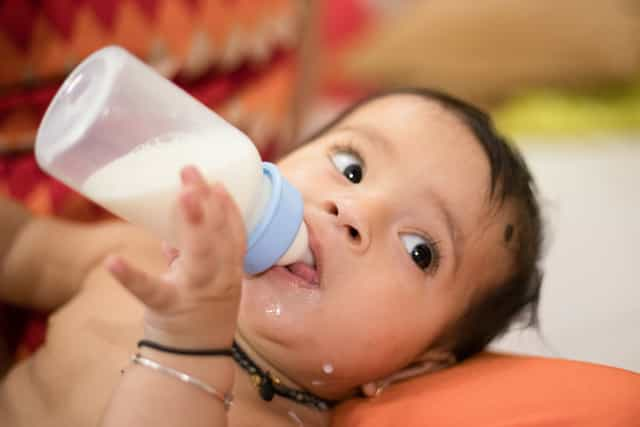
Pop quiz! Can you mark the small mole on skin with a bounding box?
[504,224,514,243]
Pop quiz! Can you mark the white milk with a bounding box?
[36,47,309,273]
[82,131,267,245]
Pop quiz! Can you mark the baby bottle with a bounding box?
[34,46,311,275]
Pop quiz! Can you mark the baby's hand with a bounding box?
[106,166,246,348]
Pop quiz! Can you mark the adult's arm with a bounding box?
[0,196,143,311]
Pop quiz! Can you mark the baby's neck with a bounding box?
[231,333,330,427]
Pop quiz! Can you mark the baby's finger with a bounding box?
[105,255,177,311]
[180,189,205,225]
[174,189,221,285]
[177,183,244,289]
[181,166,210,195]
[210,183,247,259]
[193,183,246,283]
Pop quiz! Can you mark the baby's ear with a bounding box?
[388,349,457,384]
[360,350,456,397]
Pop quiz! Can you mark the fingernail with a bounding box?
[181,166,198,184]
[211,182,226,196]
[106,256,126,275]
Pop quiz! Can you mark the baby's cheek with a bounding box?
[323,322,420,384]
[344,300,422,349]
[366,289,457,354]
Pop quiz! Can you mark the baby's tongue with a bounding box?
[287,262,319,285]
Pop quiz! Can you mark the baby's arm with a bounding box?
[0,197,146,311]
[101,167,245,427]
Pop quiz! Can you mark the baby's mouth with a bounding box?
[283,232,320,287]
[285,262,319,286]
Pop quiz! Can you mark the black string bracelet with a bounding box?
[137,340,233,357]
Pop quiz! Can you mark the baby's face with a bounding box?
[238,94,515,397]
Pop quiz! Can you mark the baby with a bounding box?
[0,88,543,427]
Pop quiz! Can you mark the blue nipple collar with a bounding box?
[243,162,304,275]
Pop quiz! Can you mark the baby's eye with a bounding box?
[401,233,437,271]
[330,150,363,184]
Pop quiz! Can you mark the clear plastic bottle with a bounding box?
[34,46,311,275]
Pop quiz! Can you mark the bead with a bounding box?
[259,375,275,401]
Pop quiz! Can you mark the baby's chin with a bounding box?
[239,268,324,341]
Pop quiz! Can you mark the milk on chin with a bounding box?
[82,132,263,244]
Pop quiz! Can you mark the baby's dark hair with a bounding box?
[304,87,544,362]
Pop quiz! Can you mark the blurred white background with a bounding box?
[492,137,640,373]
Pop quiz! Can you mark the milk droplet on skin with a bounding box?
[322,363,334,375]
[265,303,282,317]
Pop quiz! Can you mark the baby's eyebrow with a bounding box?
[333,125,394,156]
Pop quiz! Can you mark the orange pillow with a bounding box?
[332,352,640,426]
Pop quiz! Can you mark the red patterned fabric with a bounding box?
[1,0,304,362]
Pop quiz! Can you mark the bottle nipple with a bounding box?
[274,221,313,267]
[299,244,316,267]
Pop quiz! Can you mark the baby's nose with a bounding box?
[322,199,370,251]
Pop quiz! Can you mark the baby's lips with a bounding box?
[288,262,320,286]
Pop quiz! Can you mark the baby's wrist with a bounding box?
[143,306,238,349]
[142,329,235,350]
[135,345,236,401]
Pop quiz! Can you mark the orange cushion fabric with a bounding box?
[332,352,640,427]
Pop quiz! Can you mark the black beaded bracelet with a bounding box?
[137,340,233,357]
